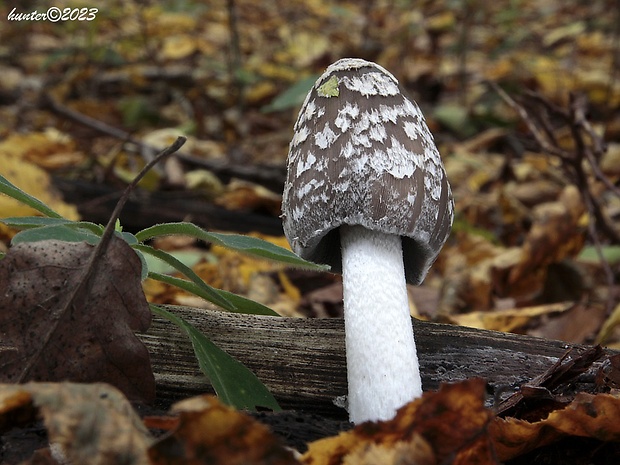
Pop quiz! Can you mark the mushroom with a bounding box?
[282,58,454,424]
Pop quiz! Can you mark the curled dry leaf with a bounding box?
[215,179,282,216]
[0,154,79,220]
[508,185,586,286]
[449,302,572,333]
[441,185,588,313]
[302,379,496,465]
[0,382,151,465]
[0,129,85,170]
[490,347,620,461]
[491,391,620,461]
[497,345,605,419]
[0,237,155,402]
[148,395,298,465]
[342,436,435,465]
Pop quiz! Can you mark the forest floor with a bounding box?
[1,1,620,464]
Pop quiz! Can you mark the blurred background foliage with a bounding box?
[0,0,619,345]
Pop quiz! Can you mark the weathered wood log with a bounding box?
[140,306,610,420]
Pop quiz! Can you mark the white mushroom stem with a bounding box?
[340,224,422,424]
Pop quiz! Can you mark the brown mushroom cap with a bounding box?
[282,58,454,284]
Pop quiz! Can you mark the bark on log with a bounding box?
[141,306,608,419]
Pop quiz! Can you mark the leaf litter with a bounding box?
[0,382,152,465]
[0,237,155,402]
[1,0,620,463]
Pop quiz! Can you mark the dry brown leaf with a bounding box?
[505,179,563,208]
[0,382,151,465]
[491,391,620,461]
[342,436,435,465]
[449,302,572,332]
[0,237,155,402]
[160,35,198,60]
[600,142,620,176]
[215,179,282,216]
[303,379,496,465]
[440,236,520,313]
[0,129,84,170]
[509,185,586,285]
[148,395,298,465]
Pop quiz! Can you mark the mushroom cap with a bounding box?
[282,58,454,284]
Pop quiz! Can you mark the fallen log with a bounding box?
[141,306,608,420]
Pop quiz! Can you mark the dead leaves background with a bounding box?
[1,0,620,463]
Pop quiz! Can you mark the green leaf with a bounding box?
[2,217,104,234]
[134,244,235,311]
[150,304,281,412]
[11,224,101,245]
[142,249,209,275]
[261,74,319,113]
[578,245,620,265]
[433,104,477,138]
[2,216,77,228]
[317,75,340,98]
[149,272,279,316]
[135,222,329,271]
[214,288,280,317]
[0,174,63,218]
[6,219,137,246]
[131,247,149,281]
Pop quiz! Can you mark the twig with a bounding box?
[604,0,620,120]
[487,81,571,160]
[488,82,620,316]
[568,95,620,198]
[18,137,187,382]
[41,95,286,191]
[227,0,244,110]
[581,189,617,315]
[457,0,474,108]
[97,136,187,250]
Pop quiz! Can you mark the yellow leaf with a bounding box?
[426,10,456,32]
[278,270,301,302]
[285,31,330,67]
[0,154,79,220]
[0,129,83,169]
[160,35,198,60]
[449,302,572,332]
[146,9,197,34]
[530,56,574,96]
[595,302,620,345]
[245,81,278,104]
[542,22,586,47]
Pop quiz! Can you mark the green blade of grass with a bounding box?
[1,216,100,231]
[135,244,235,311]
[7,221,138,248]
[11,224,102,245]
[149,272,279,316]
[150,304,281,412]
[135,222,329,270]
[0,174,63,218]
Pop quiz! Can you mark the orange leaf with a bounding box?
[303,379,497,465]
[491,391,620,461]
[149,395,298,465]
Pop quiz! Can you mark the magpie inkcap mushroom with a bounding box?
[282,58,454,423]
